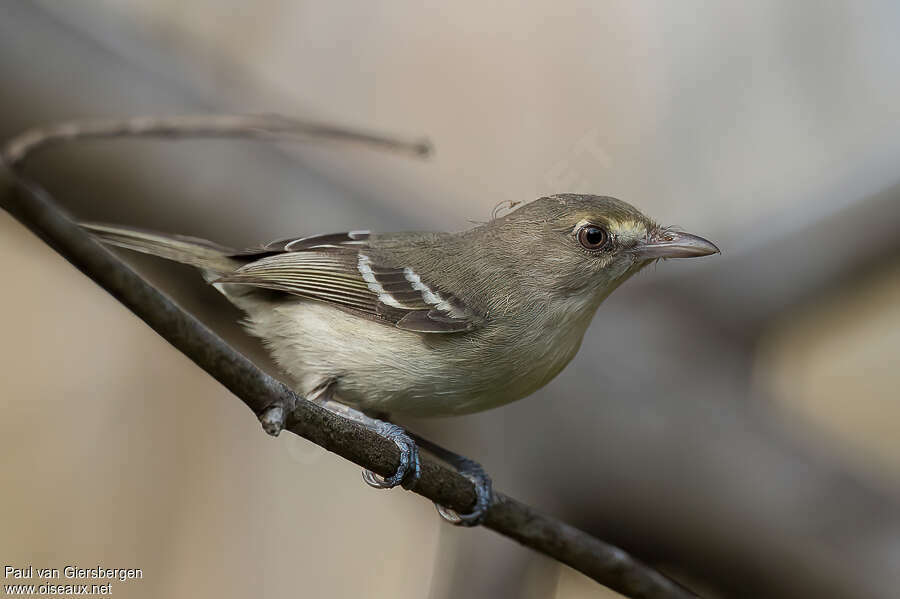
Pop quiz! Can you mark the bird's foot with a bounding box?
[410,434,492,526]
[258,404,286,437]
[361,421,421,490]
[261,396,487,523]
[305,388,421,491]
[434,455,492,527]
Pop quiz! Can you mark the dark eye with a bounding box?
[577,225,610,250]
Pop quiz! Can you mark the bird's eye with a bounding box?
[577,225,610,250]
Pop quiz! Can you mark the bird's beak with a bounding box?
[634,230,720,260]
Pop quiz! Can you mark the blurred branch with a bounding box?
[0,113,431,167]
[0,117,697,599]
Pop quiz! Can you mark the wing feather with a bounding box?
[216,236,478,333]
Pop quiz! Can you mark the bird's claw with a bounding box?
[435,459,492,527]
[362,422,421,490]
[259,405,286,437]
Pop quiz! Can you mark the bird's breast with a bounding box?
[243,297,594,417]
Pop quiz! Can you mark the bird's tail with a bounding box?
[81,223,244,275]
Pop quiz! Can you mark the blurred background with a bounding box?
[2,2,899,598]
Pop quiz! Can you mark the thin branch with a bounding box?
[0,113,431,167]
[0,117,697,599]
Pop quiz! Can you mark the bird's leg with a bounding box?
[258,387,489,524]
[310,388,421,491]
[257,384,420,489]
[407,432,493,527]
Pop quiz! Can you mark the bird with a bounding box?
[83,193,719,524]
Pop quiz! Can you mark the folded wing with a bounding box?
[217,233,477,333]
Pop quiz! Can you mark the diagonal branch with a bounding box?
[0,116,698,599]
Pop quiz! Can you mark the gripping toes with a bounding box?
[259,405,286,437]
[435,459,492,527]
[362,422,421,490]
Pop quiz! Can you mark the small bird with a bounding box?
[84,194,718,523]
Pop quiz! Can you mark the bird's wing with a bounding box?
[217,233,478,333]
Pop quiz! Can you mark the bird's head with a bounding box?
[484,194,719,306]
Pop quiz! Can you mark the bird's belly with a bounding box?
[243,300,583,417]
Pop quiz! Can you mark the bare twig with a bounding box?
[0,117,697,599]
[0,113,431,167]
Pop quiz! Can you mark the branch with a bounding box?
[0,113,431,167]
[0,116,698,599]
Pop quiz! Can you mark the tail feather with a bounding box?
[81,223,243,274]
